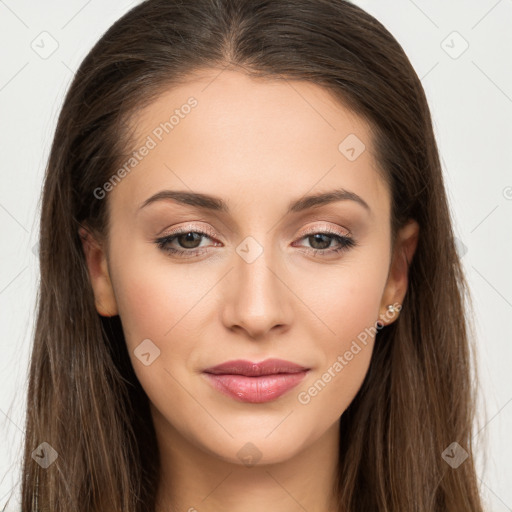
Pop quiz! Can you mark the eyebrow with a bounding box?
[139,187,371,215]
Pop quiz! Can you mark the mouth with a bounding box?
[202,358,310,403]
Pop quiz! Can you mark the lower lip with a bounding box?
[203,371,309,403]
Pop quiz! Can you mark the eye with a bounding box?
[154,225,357,259]
[155,228,220,258]
[292,228,357,257]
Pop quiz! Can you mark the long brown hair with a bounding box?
[13,0,484,510]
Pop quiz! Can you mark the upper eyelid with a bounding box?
[299,224,351,237]
[160,223,217,238]
[160,221,351,238]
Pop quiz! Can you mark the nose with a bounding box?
[220,239,293,340]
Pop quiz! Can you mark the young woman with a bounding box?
[16,0,484,510]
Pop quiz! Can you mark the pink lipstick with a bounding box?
[202,358,310,403]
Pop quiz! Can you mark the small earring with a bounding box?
[377,303,402,329]
[387,303,402,314]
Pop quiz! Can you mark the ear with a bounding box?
[78,225,118,317]
[378,218,419,326]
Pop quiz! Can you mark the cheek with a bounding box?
[112,265,201,420]
[298,257,388,410]
[110,240,203,344]
[297,283,380,418]
[108,253,188,389]
[298,255,388,344]
[114,274,171,347]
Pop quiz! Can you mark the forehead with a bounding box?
[110,68,389,220]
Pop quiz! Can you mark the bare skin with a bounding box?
[80,67,419,512]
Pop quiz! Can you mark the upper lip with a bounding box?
[203,358,310,377]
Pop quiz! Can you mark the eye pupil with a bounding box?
[178,232,202,248]
[309,234,331,250]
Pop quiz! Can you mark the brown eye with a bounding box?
[307,233,333,250]
[293,229,357,257]
[155,229,219,258]
[175,232,203,249]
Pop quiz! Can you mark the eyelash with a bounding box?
[154,226,357,259]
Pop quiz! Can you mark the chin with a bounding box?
[198,430,307,467]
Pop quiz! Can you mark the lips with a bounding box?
[203,358,309,377]
[202,358,310,403]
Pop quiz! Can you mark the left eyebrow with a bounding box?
[287,188,371,214]
[138,187,372,215]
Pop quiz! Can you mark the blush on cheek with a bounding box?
[113,274,173,349]
[317,291,381,391]
[321,288,382,343]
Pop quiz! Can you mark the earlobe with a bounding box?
[378,219,420,326]
[78,225,118,317]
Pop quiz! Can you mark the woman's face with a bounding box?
[83,68,418,466]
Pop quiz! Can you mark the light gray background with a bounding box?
[0,0,511,510]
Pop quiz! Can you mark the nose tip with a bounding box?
[231,316,287,340]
